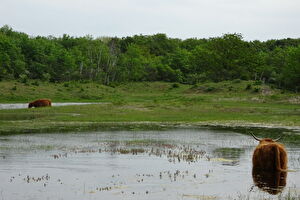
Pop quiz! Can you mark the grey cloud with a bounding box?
[0,0,299,40]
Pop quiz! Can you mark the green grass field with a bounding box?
[0,80,299,140]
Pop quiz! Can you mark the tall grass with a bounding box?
[0,80,299,136]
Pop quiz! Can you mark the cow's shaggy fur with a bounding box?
[28,99,52,108]
[252,138,287,171]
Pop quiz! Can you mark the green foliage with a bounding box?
[31,80,39,86]
[281,46,300,92]
[204,86,216,92]
[1,81,300,136]
[171,83,180,88]
[232,79,241,83]
[19,74,28,83]
[118,44,148,81]
[245,84,252,90]
[253,87,261,93]
[0,25,299,91]
[254,80,262,85]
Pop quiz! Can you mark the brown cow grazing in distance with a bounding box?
[28,99,52,108]
[251,132,288,171]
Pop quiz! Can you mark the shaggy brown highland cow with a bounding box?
[28,99,52,108]
[251,132,287,171]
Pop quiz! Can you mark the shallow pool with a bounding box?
[0,129,299,200]
[0,102,105,110]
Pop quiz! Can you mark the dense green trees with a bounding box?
[281,46,300,91]
[0,25,299,91]
[0,26,25,80]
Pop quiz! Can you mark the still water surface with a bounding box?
[0,129,299,200]
[0,102,103,110]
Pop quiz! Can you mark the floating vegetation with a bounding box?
[20,174,51,186]
[1,130,299,200]
[51,153,68,159]
[213,147,245,159]
[182,194,218,200]
[55,141,208,164]
[118,148,145,155]
[96,186,112,191]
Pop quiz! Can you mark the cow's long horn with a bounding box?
[250,132,261,141]
[273,135,282,142]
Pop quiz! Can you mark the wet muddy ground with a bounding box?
[0,129,299,200]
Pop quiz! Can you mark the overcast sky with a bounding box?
[1,0,299,41]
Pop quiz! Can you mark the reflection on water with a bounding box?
[212,147,244,166]
[252,169,287,195]
[0,129,299,200]
[213,147,245,159]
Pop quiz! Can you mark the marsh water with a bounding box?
[0,102,104,110]
[0,129,299,200]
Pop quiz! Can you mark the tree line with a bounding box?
[0,25,299,91]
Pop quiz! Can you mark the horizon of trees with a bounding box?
[0,25,299,91]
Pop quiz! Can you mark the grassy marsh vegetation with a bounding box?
[0,80,299,140]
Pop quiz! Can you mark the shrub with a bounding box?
[253,87,261,93]
[171,83,180,88]
[269,95,280,100]
[19,74,28,84]
[31,81,39,86]
[245,84,252,90]
[232,79,241,83]
[205,86,216,92]
[109,82,120,88]
[42,73,51,82]
[254,80,262,85]
[11,86,17,91]
[191,84,199,89]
